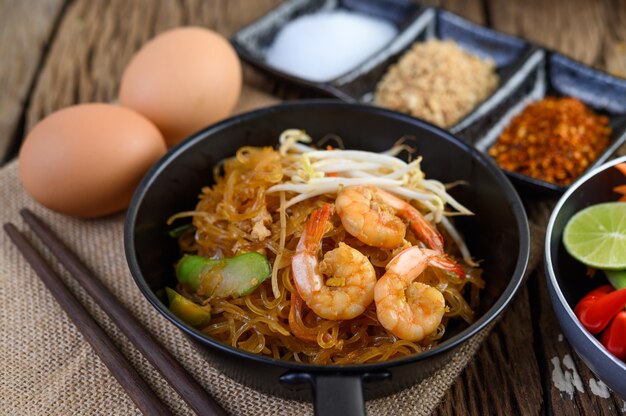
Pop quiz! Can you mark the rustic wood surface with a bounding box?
[0,0,66,163]
[2,0,626,415]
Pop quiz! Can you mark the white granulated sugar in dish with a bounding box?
[265,10,397,82]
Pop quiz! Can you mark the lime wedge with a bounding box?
[563,202,626,270]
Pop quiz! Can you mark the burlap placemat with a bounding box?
[0,158,543,415]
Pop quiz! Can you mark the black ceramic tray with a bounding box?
[231,1,534,132]
[231,0,428,99]
[231,0,626,195]
[459,50,626,195]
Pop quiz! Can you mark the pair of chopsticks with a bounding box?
[5,209,227,416]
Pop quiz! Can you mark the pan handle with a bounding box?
[280,371,390,416]
[313,373,364,416]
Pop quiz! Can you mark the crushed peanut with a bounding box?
[374,39,499,128]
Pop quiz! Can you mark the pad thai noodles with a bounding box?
[166,129,484,364]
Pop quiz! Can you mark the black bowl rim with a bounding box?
[125,99,531,372]
[545,155,626,372]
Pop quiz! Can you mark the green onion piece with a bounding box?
[604,269,626,290]
[176,252,271,298]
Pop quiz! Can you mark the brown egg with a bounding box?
[19,103,166,218]
[119,27,242,147]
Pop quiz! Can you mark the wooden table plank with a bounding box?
[487,0,607,68]
[434,290,545,416]
[417,0,485,25]
[0,0,66,162]
[434,220,547,416]
[603,0,626,78]
[24,0,282,141]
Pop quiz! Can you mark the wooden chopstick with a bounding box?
[15,209,227,416]
[4,222,172,416]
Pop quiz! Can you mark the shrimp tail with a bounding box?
[289,291,318,343]
[299,203,334,254]
[429,254,466,280]
[370,187,444,252]
[404,209,445,253]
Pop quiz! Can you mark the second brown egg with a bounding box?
[119,27,242,147]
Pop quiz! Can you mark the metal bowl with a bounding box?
[125,100,530,415]
[545,155,626,398]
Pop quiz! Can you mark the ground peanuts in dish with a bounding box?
[489,97,611,185]
[374,39,499,128]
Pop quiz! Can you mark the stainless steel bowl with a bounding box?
[545,155,626,398]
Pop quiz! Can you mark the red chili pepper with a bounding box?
[574,284,613,318]
[575,285,626,334]
[600,311,626,361]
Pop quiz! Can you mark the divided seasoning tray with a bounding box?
[231,0,427,99]
[457,50,626,195]
[231,1,535,134]
[231,0,626,195]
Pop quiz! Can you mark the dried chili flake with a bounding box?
[488,97,611,185]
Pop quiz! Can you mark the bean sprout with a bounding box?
[269,129,475,259]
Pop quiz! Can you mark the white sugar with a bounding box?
[265,10,397,82]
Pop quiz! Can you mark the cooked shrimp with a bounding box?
[336,185,444,252]
[288,291,318,343]
[375,246,464,341]
[291,203,377,320]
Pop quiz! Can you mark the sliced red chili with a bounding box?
[600,311,626,361]
[576,287,626,334]
[574,284,613,317]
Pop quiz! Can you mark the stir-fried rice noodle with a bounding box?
[169,130,485,364]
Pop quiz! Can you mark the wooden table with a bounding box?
[2,0,625,414]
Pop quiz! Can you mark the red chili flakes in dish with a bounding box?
[488,97,611,185]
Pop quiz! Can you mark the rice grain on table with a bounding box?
[374,40,499,128]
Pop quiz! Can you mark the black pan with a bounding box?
[124,101,530,416]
